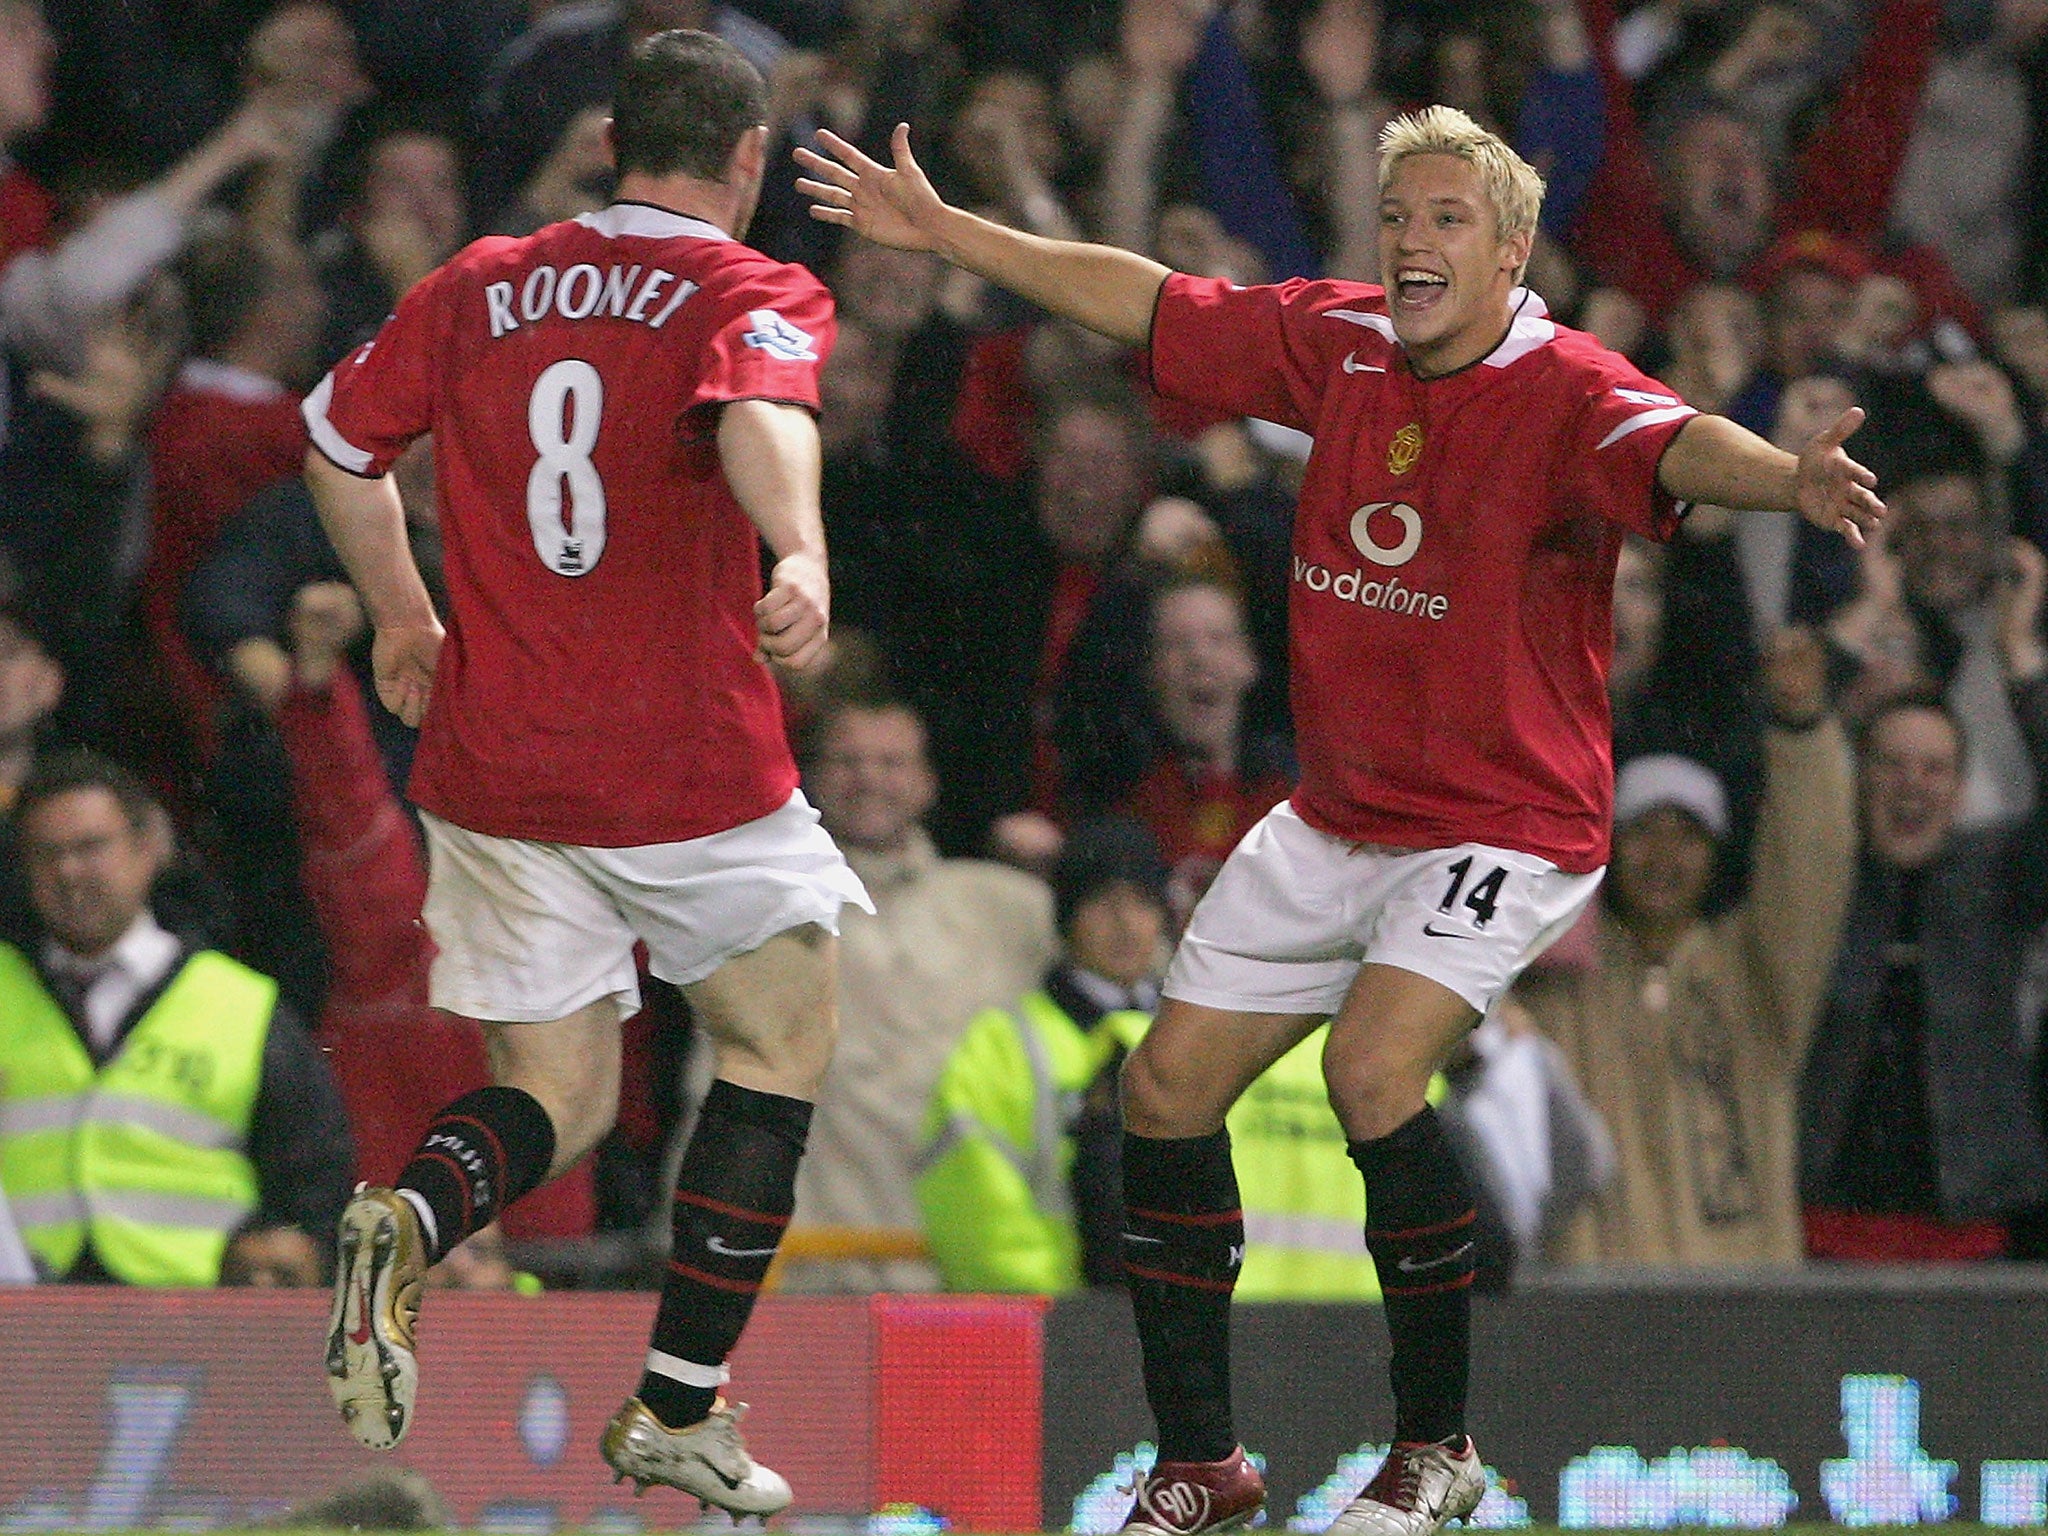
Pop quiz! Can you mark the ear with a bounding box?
[601,116,619,166]
[1502,225,1534,277]
[730,123,769,186]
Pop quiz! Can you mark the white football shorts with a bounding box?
[1164,800,1602,1017]
[421,790,873,1024]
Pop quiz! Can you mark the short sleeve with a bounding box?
[302,267,447,478]
[1553,349,1698,541]
[1147,274,1329,433]
[683,264,834,415]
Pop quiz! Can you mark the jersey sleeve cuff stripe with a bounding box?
[1595,403,1697,451]
[301,374,377,475]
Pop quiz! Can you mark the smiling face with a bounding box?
[1377,153,1531,377]
[1861,705,1962,869]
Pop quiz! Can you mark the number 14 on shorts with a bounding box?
[1433,854,1507,932]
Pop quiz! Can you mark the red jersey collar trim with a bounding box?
[577,203,730,242]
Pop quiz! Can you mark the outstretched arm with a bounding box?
[797,124,1171,348]
[1656,405,1886,548]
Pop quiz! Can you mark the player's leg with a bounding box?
[1122,999,1318,1441]
[588,790,868,1513]
[328,816,642,1450]
[1324,845,1601,1536]
[1115,804,1357,1536]
[600,923,835,1514]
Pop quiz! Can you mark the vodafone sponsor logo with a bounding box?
[1292,500,1449,619]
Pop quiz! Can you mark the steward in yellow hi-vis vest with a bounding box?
[916,980,1429,1299]
[0,941,276,1286]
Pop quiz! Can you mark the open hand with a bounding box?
[795,124,948,253]
[1794,406,1885,548]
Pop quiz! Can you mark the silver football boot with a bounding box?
[600,1397,793,1518]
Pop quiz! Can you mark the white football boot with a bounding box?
[1325,1436,1485,1536]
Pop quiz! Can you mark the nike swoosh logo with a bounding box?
[1121,1233,1165,1245]
[1396,1242,1474,1273]
[1342,351,1386,374]
[1420,922,1475,940]
[348,1275,373,1346]
[708,1464,745,1490]
[705,1235,780,1259]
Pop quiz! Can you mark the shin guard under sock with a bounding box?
[1352,1106,1476,1444]
[398,1086,557,1262]
[1122,1128,1243,1464]
[638,1079,812,1428]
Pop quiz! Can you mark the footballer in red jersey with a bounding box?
[802,103,1884,1536]
[309,32,868,1512]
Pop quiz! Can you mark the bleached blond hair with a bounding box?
[1377,105,1546,247]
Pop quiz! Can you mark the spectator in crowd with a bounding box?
[1801,538,2048,1261]
[1575,0,1975,335]
[1059,573,1292,926]
[778,694,1058,1291]
[1889,1,2048,312]
[1516,628,1855,1267]
[0,750,352,1286]
[0,569,60,941]
[918,815,1387,1299]
[1830,454,2039,823]
[310,105,467,365]
[1,96,294,376]
[0,0,54,276]
[147,225,321,759]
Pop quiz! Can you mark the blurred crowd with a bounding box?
[1,0,2046,1292]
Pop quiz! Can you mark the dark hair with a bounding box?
[1052,815,1170,936]
[176,227,294,360]
[327,98,463,211]
[610,29,766,182]
[15,749,161,835]
[1856,690,1968,766]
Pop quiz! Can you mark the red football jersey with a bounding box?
[306,203,835,845]
[1150,275,1697,872]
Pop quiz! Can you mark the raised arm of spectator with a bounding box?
[1740,626,1855,1057]
[1300,0,1384,282]
[1099,0,1206,257]
[799,126,1171,347]
[273,582,433,1015]
[1515,0,1604,237]
[1775,0,1940,245]
[0,103,291,371]
[1656,406,1885,546]
[1183,6,1318,279]
[1997,537,2048,921]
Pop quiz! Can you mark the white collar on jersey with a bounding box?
[576,203,730,242]
[1328,285,1558,370]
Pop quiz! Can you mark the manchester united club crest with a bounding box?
[1388,423,1424,476]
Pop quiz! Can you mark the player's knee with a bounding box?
[1322,1050,1430,1143]
[1119,1040,1223,1139]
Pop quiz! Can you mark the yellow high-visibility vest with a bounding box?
[0,942,273,1285]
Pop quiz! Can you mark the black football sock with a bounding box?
[1122,1129,1243,1465]
[397,1086,557,1263]
[638,1079,811,1429]
[1352,1107,1476,1445]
